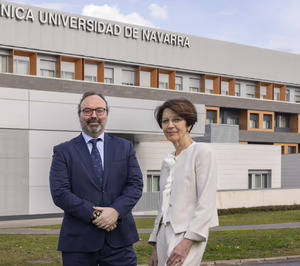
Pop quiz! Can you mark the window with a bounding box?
[205,79,213,94]
[147,171,160,192]
[207,110,218,124]
[223,110,240,125]
[104,67,114,84]
[85,63,97,82]
[176,76,183,91]
[40,59,56,77]
[294,90,300,103]
[235,83,241,96]
[189,78,200,92]
[247,111,274,131]
[122,69,136,86]
[159,82,168,89]
[140,70,150,87]
[286,89,290,102]
[248,170,271,189]
[250,113,259,128]
[288,146,297,154]
[274,88,280,101]
[279,144,298,155]
[159,73,169,89]
[260,86,267,99]
[14,55,30,75]
[0,54,9,73]
[227,117,239,125]
[246,85,256,98]
[263,114,272,129]
[221,81,229,95]
[61,61,75,80]
[276,114,289,128]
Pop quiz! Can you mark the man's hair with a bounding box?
[155,98,198,132]
[77,91,109,116]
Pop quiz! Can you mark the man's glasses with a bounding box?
[81,108,107,116]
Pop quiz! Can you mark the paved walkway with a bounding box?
[0,217,63,229]
[0,217,300,234]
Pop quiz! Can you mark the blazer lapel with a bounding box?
[73,134,102,189]
[103,133,114,189]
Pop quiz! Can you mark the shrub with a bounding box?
[218,204,300,216]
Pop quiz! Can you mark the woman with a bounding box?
[149,98,219,266]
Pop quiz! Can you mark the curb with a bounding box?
[138,256,300,266]
[201,255,300,265]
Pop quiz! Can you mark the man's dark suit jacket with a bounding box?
[49,133,143,252]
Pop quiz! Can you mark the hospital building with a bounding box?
[0,1,299,218]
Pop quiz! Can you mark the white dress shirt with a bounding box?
[82,131,105,170]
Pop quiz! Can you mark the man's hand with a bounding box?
[167,239,193,266]
[92,207,119,231]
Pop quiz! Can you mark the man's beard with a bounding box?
[81,118,105,135]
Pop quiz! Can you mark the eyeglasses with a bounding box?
[161,117,184,125]
[81,108,107,116]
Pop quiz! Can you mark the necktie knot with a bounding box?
[89,138,100,148]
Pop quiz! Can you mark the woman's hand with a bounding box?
[149,244,158,266]
[167,239,193,266]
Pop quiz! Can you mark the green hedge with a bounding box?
[218,204,300,216]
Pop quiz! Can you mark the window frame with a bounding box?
[0,54,9,73]
[147,170,160,192]
[122,69,136,86]
[84,63,98,82]
[175,76,183,91]
[61,61,75,80]
[248,170,272,189]
[40,59,57,78]
[13,55,30,75]
[104,67,114,84]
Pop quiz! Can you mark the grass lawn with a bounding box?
[219,210,300,226]
[137,229,300,264]
[1,210,300,265]
[1,229,300,265]
[0,234,61,265]
[204,229,300,261]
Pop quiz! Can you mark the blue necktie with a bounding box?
[89,139,103,186]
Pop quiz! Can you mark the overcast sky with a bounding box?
[5,0,300,54]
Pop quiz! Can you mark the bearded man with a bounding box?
[50,91,143,266]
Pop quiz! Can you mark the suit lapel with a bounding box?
[103,133,114,189]
[73,134,102,189]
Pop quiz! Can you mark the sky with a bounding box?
[4,0,300,54]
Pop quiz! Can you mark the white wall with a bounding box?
[0,87,205,215]
[0,87,285,215]
[211,144,281,190]
[217,189,300,209]
[135,141,173,192]
[29,130,78,214]
[0,88,204,136]
[135,142,281,192]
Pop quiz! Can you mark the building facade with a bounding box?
[1,1,300,217]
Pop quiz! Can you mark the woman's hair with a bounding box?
[155,98,198,132]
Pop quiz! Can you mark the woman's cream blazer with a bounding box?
[149,142,219,242]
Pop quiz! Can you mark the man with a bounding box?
[50,91,143,266]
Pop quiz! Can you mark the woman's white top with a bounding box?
[161,152,176,225]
